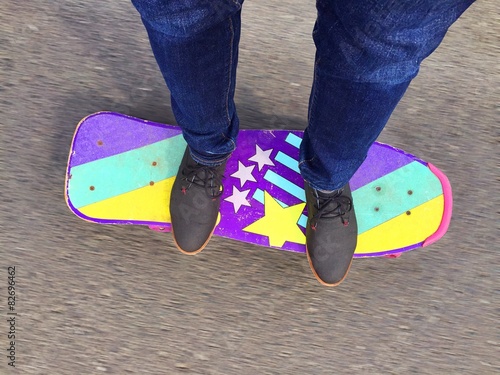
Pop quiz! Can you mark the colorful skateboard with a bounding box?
[65,112,452,258]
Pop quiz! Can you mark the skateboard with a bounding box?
[65,112,452,258]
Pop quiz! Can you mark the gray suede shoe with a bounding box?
[170,147,226,254]
[304,182,358,286]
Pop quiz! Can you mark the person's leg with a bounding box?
[301,0,474,190]
[302,0,474,286]
[131,0,243,165]
[132,0,244,253]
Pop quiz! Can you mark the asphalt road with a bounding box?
[1,1,498,374]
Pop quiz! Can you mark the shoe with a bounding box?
[304,182,358,286]
[170,147,226,254]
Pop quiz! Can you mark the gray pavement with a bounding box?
[1,1,498,374]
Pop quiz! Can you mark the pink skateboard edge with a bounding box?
[422,163,453,247]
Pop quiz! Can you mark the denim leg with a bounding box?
[299,0,474,191]
[131,0,243,166]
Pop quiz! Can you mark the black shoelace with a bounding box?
[181,164,224,199]
[311,189,352,229]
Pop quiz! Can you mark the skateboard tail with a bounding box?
[422,163,452,247]
[64,112,96,222]
[64,111,183,228]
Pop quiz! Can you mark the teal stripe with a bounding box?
[285,133,302,148]
[264,170,306,201]
[252,189,308,228]
[275,151,300,173]
[297,215,308,228]
[353,161,442,234]
[252,188,264,205]
[68,135,186,208]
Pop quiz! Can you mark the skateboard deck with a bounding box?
[65,112,452,258]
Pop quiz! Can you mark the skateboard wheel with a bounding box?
[384,253,402,258]
[149,225,170,233]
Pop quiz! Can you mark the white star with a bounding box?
[230,161,256,188]
[224,186,252,213]
[249,145,275,171]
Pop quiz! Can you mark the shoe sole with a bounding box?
[171,224,216,256]
[305,246,353,287]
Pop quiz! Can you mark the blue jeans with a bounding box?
[132,0,473,190]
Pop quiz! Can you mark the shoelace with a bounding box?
[181,164,224,199]
[311,189,352,229]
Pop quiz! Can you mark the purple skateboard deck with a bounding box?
[65,112,452,257]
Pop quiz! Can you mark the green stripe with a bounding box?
[353,161,442,234]
[68,135,186,208]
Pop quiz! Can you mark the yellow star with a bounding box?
[243,191,306,248]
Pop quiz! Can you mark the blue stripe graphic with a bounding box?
[253,189,287,208]
[297,215,308,228]
[263,170,306,201]
[285,133,302,148]
[275,151,300,173]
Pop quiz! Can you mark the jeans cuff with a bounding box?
[189,147,232,167]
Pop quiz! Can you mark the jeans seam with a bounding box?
[318,69,418,85]
[225,16,234,127]
[308,61,320,126]
[221,132,236,151]
[298,157,315,167]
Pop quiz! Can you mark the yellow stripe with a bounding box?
[355,195,444,254]
[79,177,175,222]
